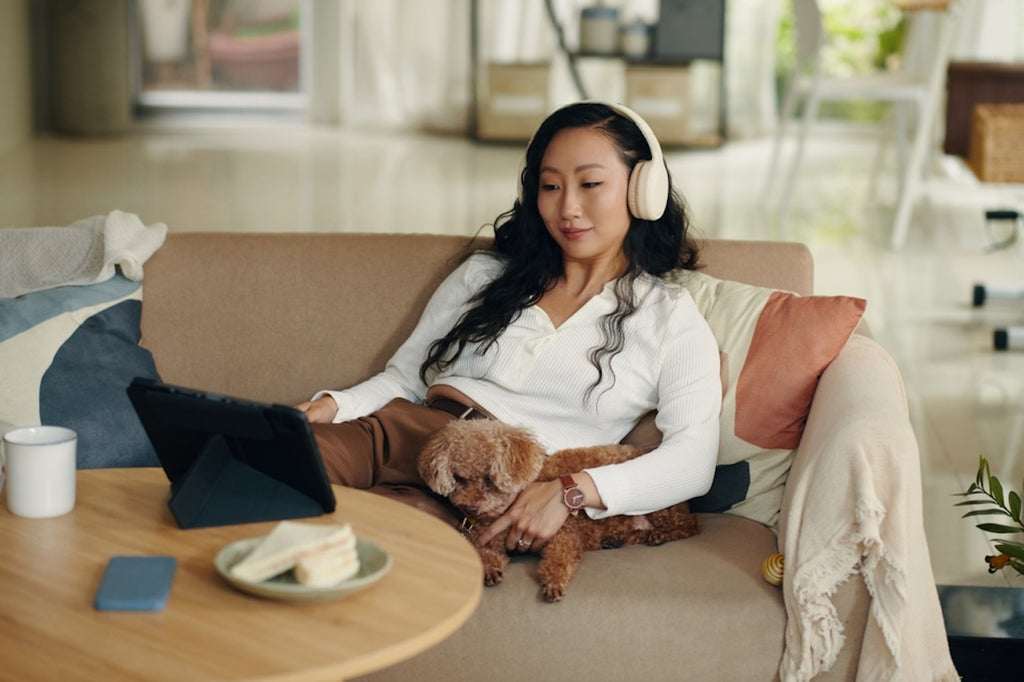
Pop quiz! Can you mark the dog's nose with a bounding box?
[463,505,480,517]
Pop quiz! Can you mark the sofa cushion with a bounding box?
[665,270,866,528]
[358,513,785,682]
[0,276,161,468]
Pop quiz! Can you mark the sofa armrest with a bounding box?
[777,334,956,681]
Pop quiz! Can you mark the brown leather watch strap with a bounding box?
[560,474,586,514]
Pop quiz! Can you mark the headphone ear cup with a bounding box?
[627,160,669,221]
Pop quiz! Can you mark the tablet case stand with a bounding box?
[169,433,325,529]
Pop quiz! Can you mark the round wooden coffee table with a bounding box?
[0,468,482,681]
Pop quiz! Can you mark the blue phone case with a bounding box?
[94,556,177,612]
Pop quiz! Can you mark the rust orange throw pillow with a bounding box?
[664,270,866,528]
[736,291,866,450]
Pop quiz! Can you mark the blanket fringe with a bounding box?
[855,499,908,681]
[783,496,889,681]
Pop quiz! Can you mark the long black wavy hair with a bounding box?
[419,102,701,399]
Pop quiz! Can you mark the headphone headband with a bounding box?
[604,102,664,173]
[518,100,669,221]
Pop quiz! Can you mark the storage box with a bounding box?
[476,63,550,142]
[968,103,1024,183]
[944,61,1024,157]
[625,65,690,146]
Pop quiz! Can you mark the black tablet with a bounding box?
[127,377,336,529]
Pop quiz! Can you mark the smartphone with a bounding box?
[94,556,177,612]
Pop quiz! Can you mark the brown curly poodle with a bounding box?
[418,419,701,601]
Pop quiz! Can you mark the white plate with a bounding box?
[214,535,392,602]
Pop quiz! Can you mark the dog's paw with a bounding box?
[600,536,624,549]
[644,533,669,547]
[483,566,505,587]
[541,581,567,602]
[479,549,508,587]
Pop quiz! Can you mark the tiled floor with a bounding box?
[2,115,1022,588]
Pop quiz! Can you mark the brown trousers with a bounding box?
[312,398,461,525]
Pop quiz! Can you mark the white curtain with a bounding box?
[954,0,1024,62]
[332,0,472,131]
[724,0,780,138]
[309,0,785,138]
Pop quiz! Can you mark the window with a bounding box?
[137,0,306,112]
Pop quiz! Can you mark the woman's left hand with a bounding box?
[474,479,570,552]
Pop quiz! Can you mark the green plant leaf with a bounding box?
[990,476,1005,506]
[962,509,1011,518]
[1010,491,1022,523]
[958,486,990,500]
[995,543,1024,560]
[977,523,1024,534]
[955,499,997,507]
[1012,562,1024,577]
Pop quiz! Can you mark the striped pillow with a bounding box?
[666,270,866,528]
[0,276,161,468]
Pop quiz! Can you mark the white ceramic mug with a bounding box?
[2,426,77,518]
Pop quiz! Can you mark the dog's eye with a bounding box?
[483,475,494,489]
[453,474,467,487]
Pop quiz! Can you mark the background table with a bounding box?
[0,468,482,681]
[938,584,1024,679]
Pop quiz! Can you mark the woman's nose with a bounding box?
[560,189,581,218]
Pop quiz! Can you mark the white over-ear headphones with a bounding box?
[518,101,669,221]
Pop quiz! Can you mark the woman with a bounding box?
[298,101,721,554]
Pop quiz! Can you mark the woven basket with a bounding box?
[968,103,1024,183]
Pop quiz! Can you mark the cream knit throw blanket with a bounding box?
[778,334,959,681]
[0,210,166,298]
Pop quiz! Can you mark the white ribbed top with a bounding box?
[317,254,721,518]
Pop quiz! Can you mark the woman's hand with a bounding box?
[295,395,338,423]
[474,479,571,553]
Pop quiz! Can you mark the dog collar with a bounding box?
[560,474,586,515]
[459,516,478,538]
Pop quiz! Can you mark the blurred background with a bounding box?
[2,1,1024,601]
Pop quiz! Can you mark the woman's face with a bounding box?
[536,126,632,265]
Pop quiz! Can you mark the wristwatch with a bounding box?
[560,474,586,515]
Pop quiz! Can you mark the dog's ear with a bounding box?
[418,435,456,496]
[491,428,544,492]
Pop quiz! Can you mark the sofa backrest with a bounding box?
[140,233,812,405]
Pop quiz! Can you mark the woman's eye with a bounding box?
[582,181,601,189]
[540,183,558,192]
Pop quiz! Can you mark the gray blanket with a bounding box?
[0,211,166,298]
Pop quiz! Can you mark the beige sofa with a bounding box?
[140,233,954,681]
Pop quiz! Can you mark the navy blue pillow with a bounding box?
[1,276,160,469]
[40,300,160,468]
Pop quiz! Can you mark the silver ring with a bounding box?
[517,539,530,548]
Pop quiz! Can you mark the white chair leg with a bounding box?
[867,106,895,205]
[895,103,909,189]
[777,89,821,231]
[890,145,923,251]
[890,1,962,250]
[761,82,802,217]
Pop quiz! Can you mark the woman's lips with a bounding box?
[561,227,590,240]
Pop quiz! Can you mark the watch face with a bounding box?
[564,487,586,509]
